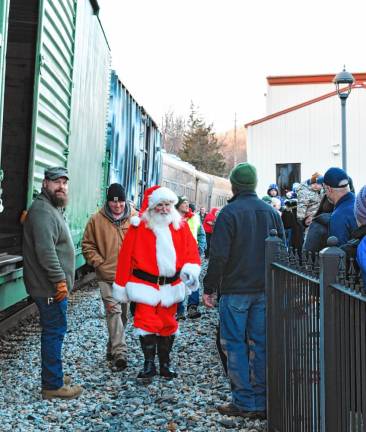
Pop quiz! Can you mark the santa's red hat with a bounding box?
[140,186,178,213]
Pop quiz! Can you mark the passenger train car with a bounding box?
[161,151,232,210]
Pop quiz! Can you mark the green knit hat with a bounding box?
[229,162,258,191]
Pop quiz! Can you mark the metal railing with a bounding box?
[266,231,366,432]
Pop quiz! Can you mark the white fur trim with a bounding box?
[149,187,178,208]
[126,282,160,306]
[112,282,129,303]
[160,282,185,307]
[130,215,141,227]
[126,281,185,308]
[151,225,176,277]
[180,263,201,292]
[134,328,155,336]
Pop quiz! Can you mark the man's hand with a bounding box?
[304,215,313,226]
[54,280,68,302]
[203,293,216,308]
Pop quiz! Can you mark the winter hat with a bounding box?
[355,186,366,226]
[140,185,178,213]
[323,167,349,188]
[175,195,189,209]
[310,172,322,184]
[267,183,279,195]
[262,195,272,204]
[230,163,258,191]
[107,183,126,202]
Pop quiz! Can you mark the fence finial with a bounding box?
[270,229,278,237]
[327,236,339,247]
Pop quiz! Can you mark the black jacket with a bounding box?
[203,191,285,295]
[303,213,331,253]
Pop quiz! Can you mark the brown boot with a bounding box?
[42,384,83,400]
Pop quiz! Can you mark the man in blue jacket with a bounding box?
[203,162,284,420]
[321,167,357,246]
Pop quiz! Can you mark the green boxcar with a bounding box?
[0,0,110,310]
[66,0,111,268]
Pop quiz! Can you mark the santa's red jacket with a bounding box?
[113,217,201,308]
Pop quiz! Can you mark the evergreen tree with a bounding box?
[179,104,226,176]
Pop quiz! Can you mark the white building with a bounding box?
[246,73,366,197]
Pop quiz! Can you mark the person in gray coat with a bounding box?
[23,167,82,400]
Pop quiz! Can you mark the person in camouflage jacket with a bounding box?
[296,172,323,228]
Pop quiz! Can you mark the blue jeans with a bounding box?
[177,288,200,314]
[219,293,266,411]
[34,297,68,390]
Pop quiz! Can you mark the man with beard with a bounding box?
[112,186,201,381]
[82,183,136,370]
[23,167,82,400]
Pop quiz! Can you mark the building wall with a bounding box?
[247,86,366,197]
[266,83,333,114]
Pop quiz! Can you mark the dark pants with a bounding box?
[205,233,212,258]
[33,297,67,390]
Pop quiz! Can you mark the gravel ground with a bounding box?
[0,271,267,431]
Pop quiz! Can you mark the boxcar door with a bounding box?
[27,0,77,206]
[0,0,9,211]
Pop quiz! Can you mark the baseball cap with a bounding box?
[44,166,69,181]
[323,167,349,188]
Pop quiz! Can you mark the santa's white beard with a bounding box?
[142,206,182,277]
[143,207,182,230]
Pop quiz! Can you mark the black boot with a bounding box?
[157,335,178,379]
[137,335,157,380]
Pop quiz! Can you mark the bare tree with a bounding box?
[161,110,186,155]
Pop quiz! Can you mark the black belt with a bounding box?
[132,269,181,285]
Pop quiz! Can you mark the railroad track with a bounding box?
[0,272,98,337]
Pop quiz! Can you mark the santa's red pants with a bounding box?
[134,303,178,336]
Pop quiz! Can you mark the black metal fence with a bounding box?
[266,231,366,432]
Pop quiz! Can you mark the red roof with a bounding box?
[245,81,366,128]
[267,73,366,86]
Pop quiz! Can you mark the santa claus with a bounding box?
[112,185,201,380]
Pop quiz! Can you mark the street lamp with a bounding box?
[333,66,355,172]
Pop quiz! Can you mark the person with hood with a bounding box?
[296,172,323,230]
[175,196,206,319]
[203,207,219,258]
[112,186,201,381]
[82,183,137,370]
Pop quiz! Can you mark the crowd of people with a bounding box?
[22,162,366,423]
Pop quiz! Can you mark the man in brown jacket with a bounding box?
[82,183,136,370]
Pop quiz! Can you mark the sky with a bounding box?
[98,0,365,133]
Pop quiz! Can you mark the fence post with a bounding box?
[265,229,282,428]
[319,236,345,432]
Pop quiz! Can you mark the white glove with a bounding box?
[180,272,199,291]
[112,283,129,303]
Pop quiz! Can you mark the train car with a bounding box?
[210,174,232,208]
[161,151,232,210]
[161,151,197,203]
[107,71,162,207]
[0,0,110,310]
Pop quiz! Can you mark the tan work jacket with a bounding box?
[82,206,137,282]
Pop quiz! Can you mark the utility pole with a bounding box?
[233,112,237,167]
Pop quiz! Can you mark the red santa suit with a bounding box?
[113,186,201,336]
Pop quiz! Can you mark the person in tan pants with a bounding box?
[82,183,136,370]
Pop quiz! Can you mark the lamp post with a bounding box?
[333,66,354,172]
